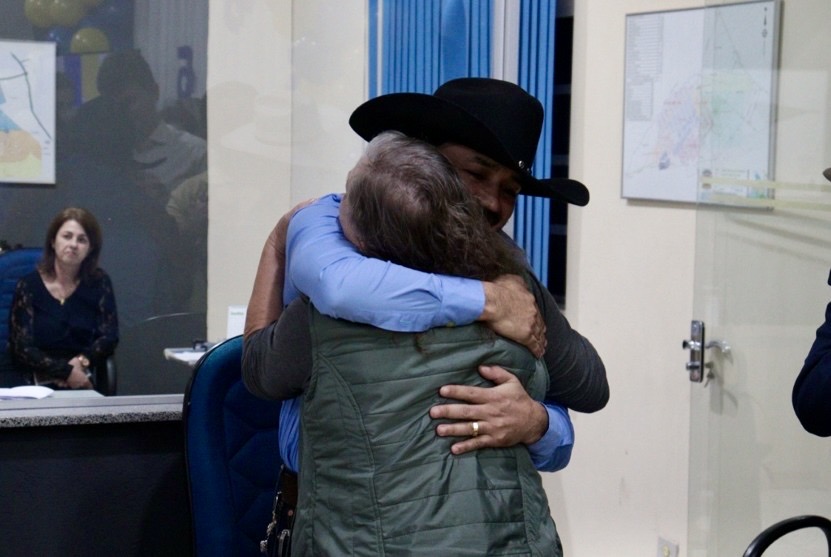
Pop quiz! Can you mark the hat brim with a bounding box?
[349,93,590,206]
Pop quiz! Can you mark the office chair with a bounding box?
[742,515,831,556]
[0,247,42,347]
[183,335,283,556]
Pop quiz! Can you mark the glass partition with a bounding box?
[0,0,208,395]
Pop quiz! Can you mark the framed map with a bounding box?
[0,40,56,184]
[621,1,779,204]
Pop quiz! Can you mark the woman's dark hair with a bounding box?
[345,131,525,281]
[39,207,103,282]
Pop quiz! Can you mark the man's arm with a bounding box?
[530,274,609,413]
[429,274,608,458]
[430,364,549,450]
[243,299,311,400]
[284,195,483,329]
[244,199,315,338]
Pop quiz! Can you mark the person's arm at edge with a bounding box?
[793,292,831,437]
[243,199,316,339]
[241,299,309,473]
[242,298,311,400]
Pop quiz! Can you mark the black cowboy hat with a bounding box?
[349,77,590,206]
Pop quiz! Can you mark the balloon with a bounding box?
[24,0,52,28]
[49,0,88,27]
[69,27,110,54]
[45,26,74,55]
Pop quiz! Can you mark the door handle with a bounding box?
[682,320,731,384]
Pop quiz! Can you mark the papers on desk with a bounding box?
[0,385,53,399]
[164,348,207,367]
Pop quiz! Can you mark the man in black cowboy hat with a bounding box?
[793,167,831,436]
[243,78,608,550]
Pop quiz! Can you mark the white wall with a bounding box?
[553,1,703,554]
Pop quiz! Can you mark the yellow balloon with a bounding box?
[70,27,110,54]
[49,0,87,27]
[24,0,52,28]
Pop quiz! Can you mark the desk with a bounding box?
[0,393,182,427]
[0,393,190,555]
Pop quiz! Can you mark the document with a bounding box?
[0,385,53,399]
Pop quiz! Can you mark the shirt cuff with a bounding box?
[528,403,574,472]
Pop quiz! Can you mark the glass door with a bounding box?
[688,2,831,554]
[687,203,831,556]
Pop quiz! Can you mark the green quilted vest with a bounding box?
[293,305,562,556]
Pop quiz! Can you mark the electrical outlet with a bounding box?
[657,537,679,557]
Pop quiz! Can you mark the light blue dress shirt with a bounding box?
[278,194,573,473]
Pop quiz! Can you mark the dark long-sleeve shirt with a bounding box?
[8,270,119,383]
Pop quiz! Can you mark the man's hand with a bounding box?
[480,275,546,357]
[429,364,548,455]
[244,198,316,338]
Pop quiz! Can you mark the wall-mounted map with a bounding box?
[0,40,55,184]
[622,1,778,204]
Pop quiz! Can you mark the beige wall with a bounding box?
[558,1,703,554]
[207,0,366,338]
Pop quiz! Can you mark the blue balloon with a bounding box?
[45,26,75,56]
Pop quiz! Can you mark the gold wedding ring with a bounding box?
[471,421,480,437]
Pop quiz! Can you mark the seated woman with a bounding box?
[8,207,118,390]
[247,132,563,556]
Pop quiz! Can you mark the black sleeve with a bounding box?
[8,275,72,381]
[529,275,609,413]
[793,272,831,436]
[242,298,312,401]
[88,272,119,363]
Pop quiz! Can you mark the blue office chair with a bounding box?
[183,335,283,556]
[0,248,44,387]
[743,515,831,556]
[0,247,43,347]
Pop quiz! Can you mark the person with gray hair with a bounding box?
[246,131,564,556]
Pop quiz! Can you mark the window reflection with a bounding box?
[0,0,208,395]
